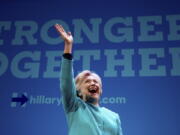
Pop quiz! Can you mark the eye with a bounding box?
[85,79,90,83]
[93,79,98,83]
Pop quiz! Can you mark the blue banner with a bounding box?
[0,0,179,135]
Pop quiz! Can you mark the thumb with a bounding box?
[67,32,72,36]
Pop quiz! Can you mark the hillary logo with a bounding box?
[10,92,63,108]
[11,92,28,107]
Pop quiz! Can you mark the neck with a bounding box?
[93,102,99,107]
[85,96,99,106]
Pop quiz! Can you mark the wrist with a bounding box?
[65,40,73,46]
[64,44,72,53]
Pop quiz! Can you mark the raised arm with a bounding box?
[54,24,78,113]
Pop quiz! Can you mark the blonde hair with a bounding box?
[75,70,102,93]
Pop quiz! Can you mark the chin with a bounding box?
[90,93,100,99]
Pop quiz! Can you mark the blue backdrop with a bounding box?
[0,0,179,135]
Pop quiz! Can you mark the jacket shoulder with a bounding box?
[101,107,119,118]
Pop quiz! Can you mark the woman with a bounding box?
[55,24,123,135]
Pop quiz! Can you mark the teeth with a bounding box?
[88,89,95,91]
[89,87,97,90]
[88,88,97,91]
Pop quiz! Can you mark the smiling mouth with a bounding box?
[88,88,98,94]
[88,87,98,94]
[88,86,99,95]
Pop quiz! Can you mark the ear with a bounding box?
[100,88,103,95]
[76,90,83,99]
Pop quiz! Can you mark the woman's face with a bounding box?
[79,75,101,105]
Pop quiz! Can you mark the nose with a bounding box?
[90,81,95,85]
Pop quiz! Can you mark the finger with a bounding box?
[54,24,61,33]
[67,32,72,36]
[54,24,60,30]
[54,24,66,36]
[54,24,62,32]
[58,24,65,33]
